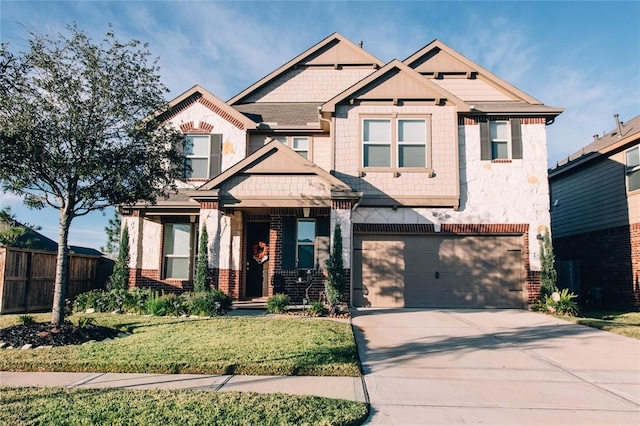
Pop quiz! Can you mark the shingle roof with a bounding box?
[232,103,322,128]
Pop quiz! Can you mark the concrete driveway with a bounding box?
[352,309,640,425]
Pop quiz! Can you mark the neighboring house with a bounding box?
[549,114,640,308]
[123,33,563,308]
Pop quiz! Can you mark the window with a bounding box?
[490,121,509,159]
[282,216,330,270]
[362,117,428,169]
[163,224,192,279]
[271,136,310,159]
[297,219,315,269]
[184,134,222,179]
[398,119,426,168]
[363,119,392,167]
[480,119,522,161]
[292,137,309,158]
[626,147,640,191]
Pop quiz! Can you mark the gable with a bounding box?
[192,140,360,207]
[228,33,383,105]
[160,85,257,130]
[407,47,473,74]
[404,41,541,105]
[351,67,452,102]
[322,60,470,113]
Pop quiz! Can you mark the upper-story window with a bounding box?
[361,116,429,170]
[184,134,222,179]
[480,119,522,161]
[626,146,640,192]
[274,136,310,159]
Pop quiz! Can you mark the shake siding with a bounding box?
[312,135,332,171]
[245,68,376,103]
[333,104,458,198]
[551,157,629,238]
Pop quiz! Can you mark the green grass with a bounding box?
[0,313,361,376]
[0,387,368,426]
[557,310,640,339]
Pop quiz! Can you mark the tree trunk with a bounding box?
[51,208,72,325]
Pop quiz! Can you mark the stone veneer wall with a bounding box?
[554,223,640,308]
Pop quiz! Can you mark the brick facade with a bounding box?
[554,224,640,308]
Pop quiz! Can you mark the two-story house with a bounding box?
[122,33,563,308]
[549,114,640,308]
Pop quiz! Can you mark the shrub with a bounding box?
[144,292,172,316]
[539,229,558,299]
[325,221,347,307]
[545,288,579,316]
[189,290,233,316]
[266,293,290,314]
[74,289,109,312]
[108,226,129,291]
[193,226,210,293]
[18,315,35,325]
[307,301,328,317]
[76,316,97,329]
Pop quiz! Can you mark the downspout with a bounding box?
[317,106,335,171]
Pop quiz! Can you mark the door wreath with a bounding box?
[252,241,269,264]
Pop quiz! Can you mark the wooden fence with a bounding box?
[0,247,112,314]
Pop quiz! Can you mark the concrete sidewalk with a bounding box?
[0,371,367,402]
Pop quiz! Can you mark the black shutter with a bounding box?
[316,216,330,237]
[282,217,296,270]
[315,216,331,270]
[510,119,523,159]
[209,134,222,178]
[480,121,491,160]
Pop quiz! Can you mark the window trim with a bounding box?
[480,118,523,162]
[162,223,195,280]
[359,113,432,173]
[272,136,312,160]
[490,120,511,160]
[296,218,316,269]
[626,146,640,193]
[183,134,222,180]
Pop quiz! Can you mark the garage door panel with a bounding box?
[354,233,524,308]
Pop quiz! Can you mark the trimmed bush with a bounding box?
[72,288,232,317]
[189,290,233,316]
[307,301,328,317]
[266,293,290,314]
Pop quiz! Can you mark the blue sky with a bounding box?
[1,0,639,250]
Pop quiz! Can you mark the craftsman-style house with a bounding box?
[122,33,563,308]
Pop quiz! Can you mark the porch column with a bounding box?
[199,202,242,298]
[122,210,144,288]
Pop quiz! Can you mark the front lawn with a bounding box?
[0,387,368,426]
[556,310,640,339]
[0,313,361,376]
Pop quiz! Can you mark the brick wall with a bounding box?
[128,268,193,293]
[554,223,640,308]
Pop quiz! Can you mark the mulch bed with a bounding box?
[0,321,120,348]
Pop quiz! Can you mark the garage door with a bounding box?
[353,233,524,308]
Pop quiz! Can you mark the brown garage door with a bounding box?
[353,233,524,308]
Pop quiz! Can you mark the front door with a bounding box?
[246,222,270,298]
